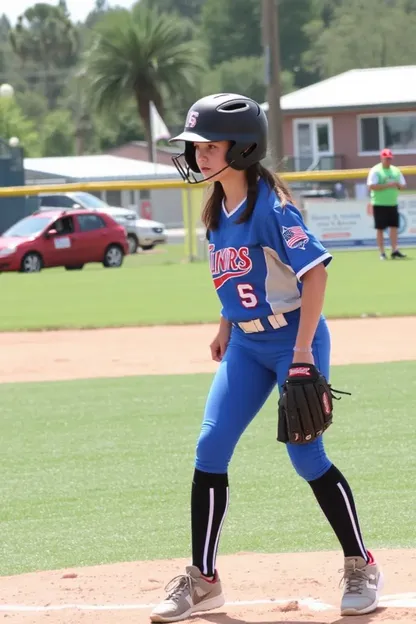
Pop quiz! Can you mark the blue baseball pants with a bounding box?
[195,315,332,481]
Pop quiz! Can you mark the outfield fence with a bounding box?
[1,165,416,259]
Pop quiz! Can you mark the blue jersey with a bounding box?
[208,179,332,322]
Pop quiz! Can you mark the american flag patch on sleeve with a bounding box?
[281,225,309,250]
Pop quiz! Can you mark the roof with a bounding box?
[32,209,98,218]
[130,141,178,154]
[262,66,416,113]
[31,210,66,217]
[104,142,176,166]
[24,154,180,181]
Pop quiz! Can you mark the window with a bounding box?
[106,190,122,207]
[359,114,416,153]
[40,196,56,207]
[77,214,106,232]
[53,216,74,234]
[316,123,330,152]
[293,118,333,171]
[73,192,107,209]
[3,216,53,237]
[384,116,416,151]
[40,195,75,208]
[360,117,380,152]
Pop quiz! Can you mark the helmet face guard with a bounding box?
[171,151,203,185]
[171,143,236,185]
[169,93,268,184]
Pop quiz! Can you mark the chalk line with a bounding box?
[0,599,330,613]
[0,593,414,613]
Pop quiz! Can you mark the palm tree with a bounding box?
[83,5,206,161]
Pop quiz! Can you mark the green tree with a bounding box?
[201,0,261,66]
[85,0,111,29]
[143,0,205,21]
[0,14,11,73]
[93,99,145,152]
[0,97,40,156]
[202,56,295,104]
[0,15,24,87]
[312,0,416,21]
[311,0,344,26]
[304,0,416,77]
[9,3,78,67]
[9,3,79,107]
[61,70,148,155]
[16,90,49,124]
[278,0,321,86]
[200,0,320,87]
[40,109,75,156]
[82,5,206,160]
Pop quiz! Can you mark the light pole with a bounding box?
[261,0,283,171]
[0,83,14,99]
[0,83,24,235]
[0,83,15,144]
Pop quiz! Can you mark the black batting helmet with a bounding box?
[169,93,268,183]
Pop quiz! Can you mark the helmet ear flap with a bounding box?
[184,143,200,173]
[226,142,258,170]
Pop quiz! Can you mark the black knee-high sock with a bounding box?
[191,469,229,577]
[308,464,369,561]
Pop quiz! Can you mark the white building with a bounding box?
[24,154,184,228]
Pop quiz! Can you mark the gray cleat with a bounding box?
[150,565,225,622]
[340,554,384,615]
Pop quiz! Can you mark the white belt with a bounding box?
[236,313,288,334]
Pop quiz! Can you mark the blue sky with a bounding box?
[3,0,136,25]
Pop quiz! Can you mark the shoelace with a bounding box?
[340,564,368,595]
[164,573,195,601]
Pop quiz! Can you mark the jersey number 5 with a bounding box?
[237,284,258,309]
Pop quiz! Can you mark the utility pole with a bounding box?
[262,0,283,170]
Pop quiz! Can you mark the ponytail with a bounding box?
[201,181,224,231]
[201,163,293,230]
[236,163,293,224]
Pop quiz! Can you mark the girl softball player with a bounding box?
[150,93,382,622]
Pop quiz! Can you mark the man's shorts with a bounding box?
[372,205,399,230]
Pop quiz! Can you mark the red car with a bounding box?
[0,209,129,273]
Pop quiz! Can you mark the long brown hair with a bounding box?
[201,163,293,231]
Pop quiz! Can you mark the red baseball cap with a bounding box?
[380,148,393,159]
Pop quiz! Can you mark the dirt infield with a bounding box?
[1,317,415,623]
[1,316,416,384]
[1,551,415,623]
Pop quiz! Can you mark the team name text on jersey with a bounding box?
[209,244,252,289]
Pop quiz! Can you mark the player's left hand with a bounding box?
[277,363,350,444]
[292,350,314,365]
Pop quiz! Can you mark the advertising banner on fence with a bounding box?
[304,195,416,249]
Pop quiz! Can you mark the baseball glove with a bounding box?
[277,363,350,445]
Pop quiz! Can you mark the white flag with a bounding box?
[149,101,171,143]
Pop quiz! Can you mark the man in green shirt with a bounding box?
[367,148,407,260]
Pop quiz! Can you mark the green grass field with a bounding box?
[1,360,415,576]
[0,246,415,331]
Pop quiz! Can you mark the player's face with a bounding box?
[381,157,392,167]
[194,141,229,182]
